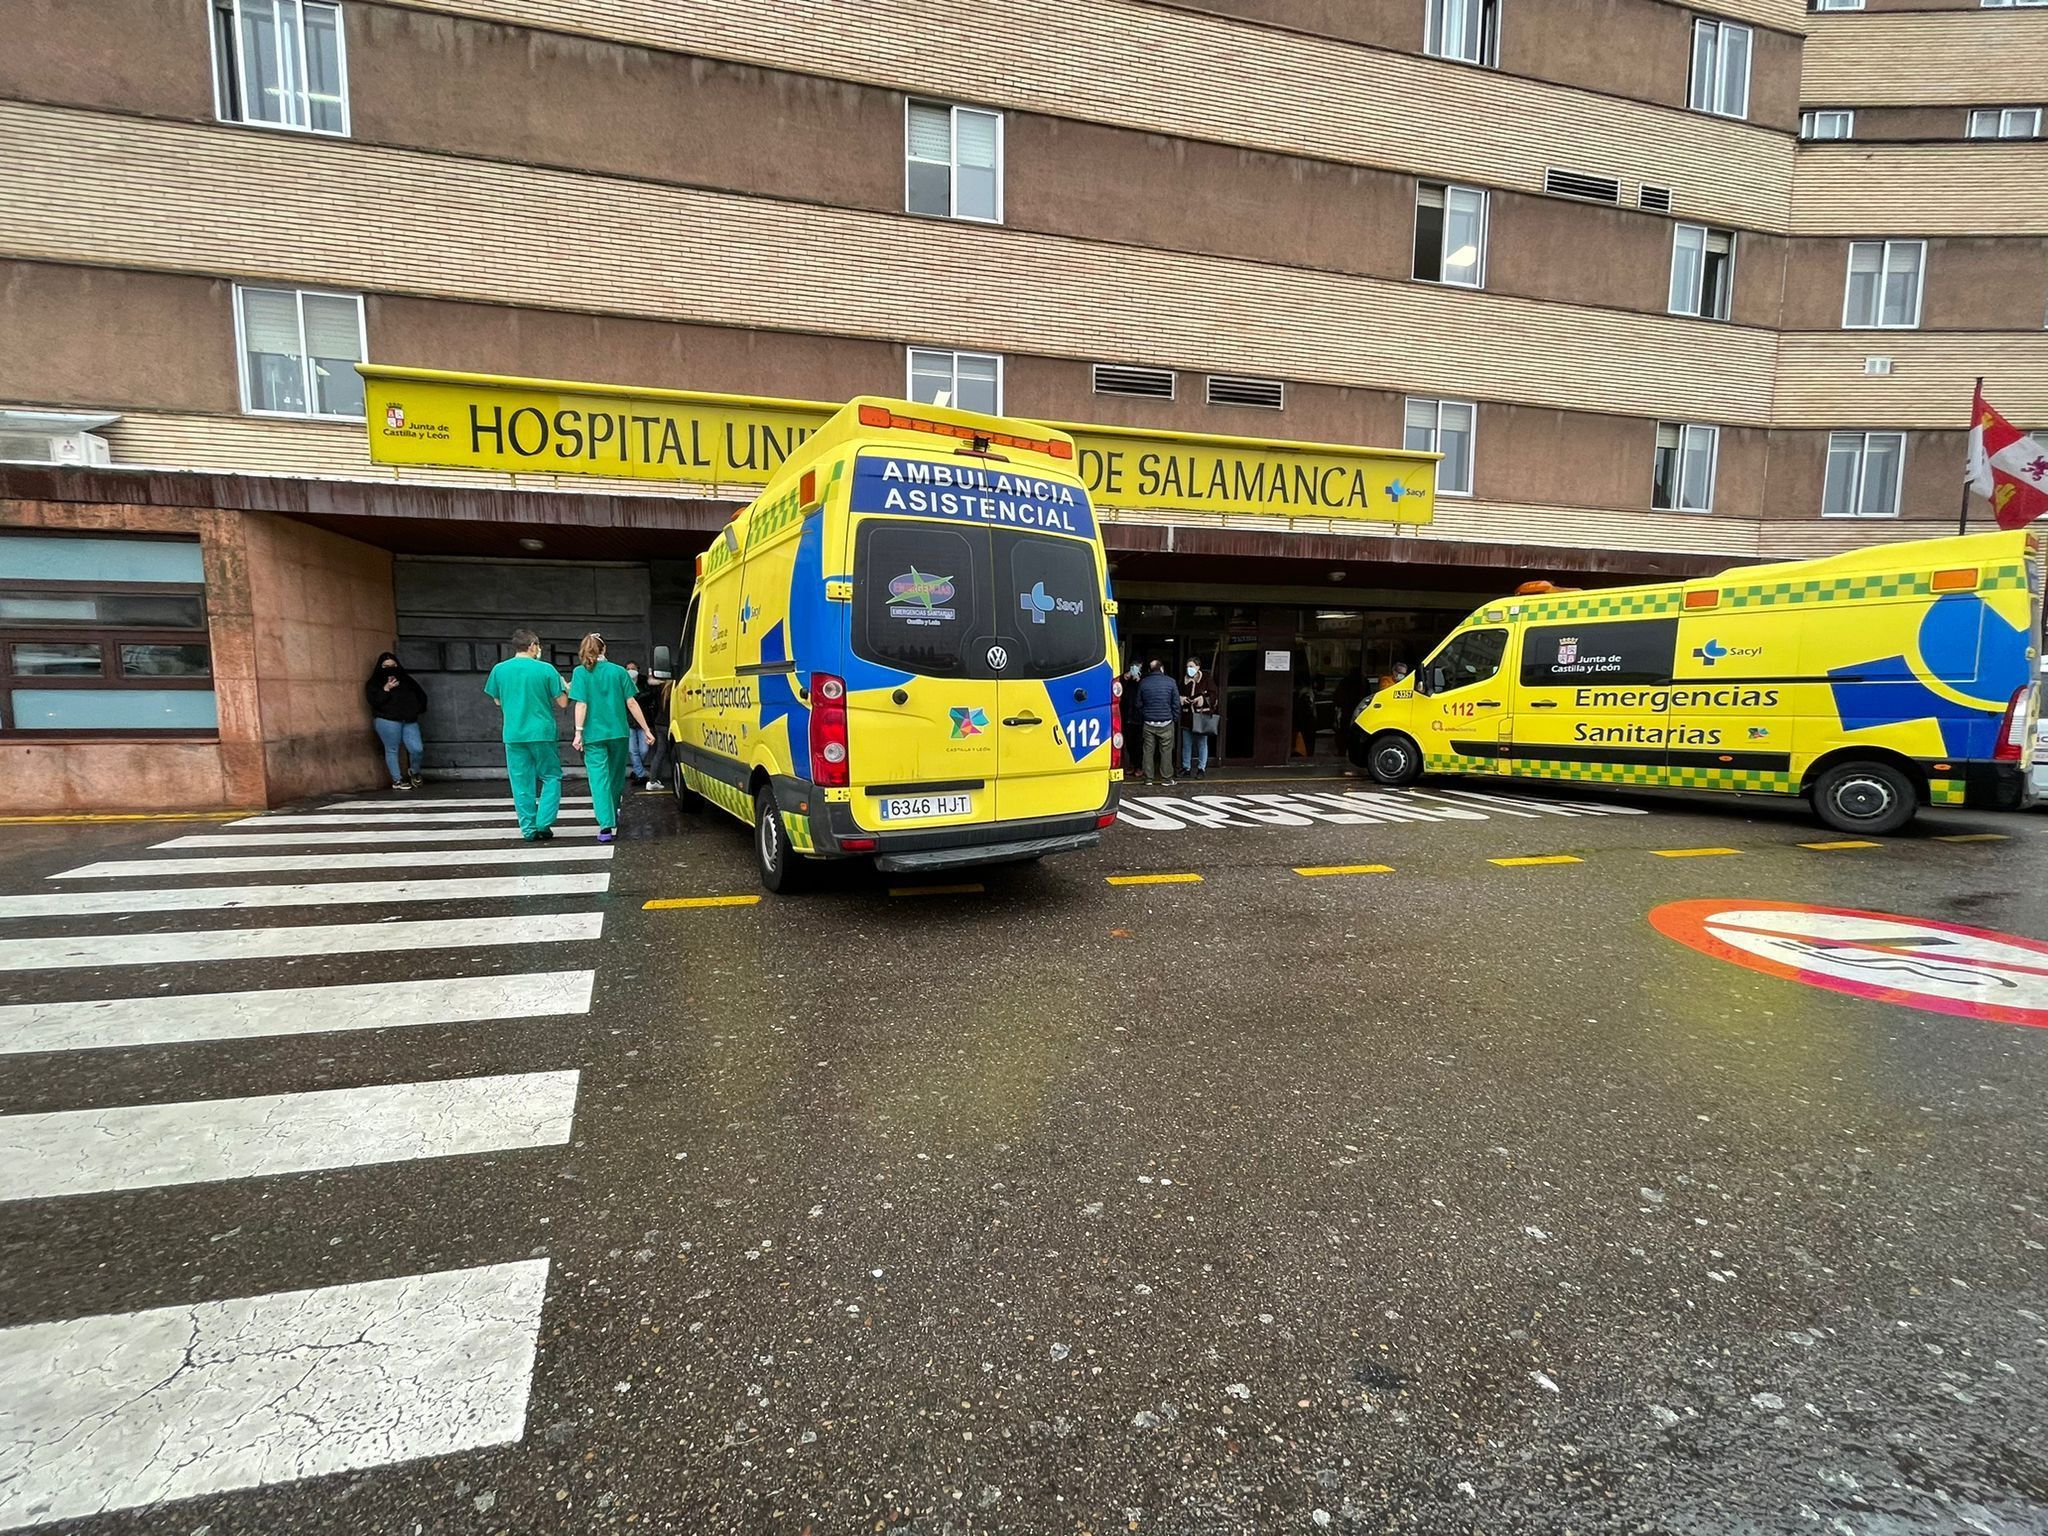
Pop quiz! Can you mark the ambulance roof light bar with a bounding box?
[856,403,1073,460]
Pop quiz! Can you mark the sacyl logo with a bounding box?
[1692,638,1762,666]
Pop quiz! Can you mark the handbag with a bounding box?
[1193,710,1220,735]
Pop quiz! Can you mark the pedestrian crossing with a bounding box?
[0,796,609,1530]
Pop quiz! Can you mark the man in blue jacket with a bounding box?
[1136,658,1181,787]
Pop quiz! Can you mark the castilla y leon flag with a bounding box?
[1965,384,2048,531]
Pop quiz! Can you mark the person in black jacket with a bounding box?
[627,661,664,787]
[365,650,428,790]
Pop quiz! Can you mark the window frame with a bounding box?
[0,568,215,738]
[210,0,351,137]
[1809,0,1864,10]
[1412,181,1489,289]
[1967,106,2043,139]
[1689,18,1753,120]
[903,99,1005,225]
[1423,0,1501,66]
[1841,240,1927,330]
[1651,422,1721,513]
[233,283,368,421]
[1403,396,1477,498]
[904,347,1005,415]
[1800,109,1854,140]
[1668,223,1736,320]
[1821,431,1907,519]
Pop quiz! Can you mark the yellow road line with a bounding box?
[643,895,762,909]
[1106,872,1204,886]
[1293,864,1395,877]
[1653,847,1742,859]
[888,883,986,897]
[1800,840,1880,851]
[1935,833,2008,843]
[1488,855,1584,867]
[0,811,254,825]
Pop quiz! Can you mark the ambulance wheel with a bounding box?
[671,760,703,812]
[1812,759,1916,836]
[754,787,807,893]
[1364,732,1423,787]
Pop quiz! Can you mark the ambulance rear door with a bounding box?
[988,528,1114,824]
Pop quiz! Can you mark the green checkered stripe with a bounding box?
[1506,760,1798,794]
[1929,780,1967,806]
[1424,751,1494,773]
[1461,590,1681,628]
[1721,563,2029,609]
[684,764,753,825]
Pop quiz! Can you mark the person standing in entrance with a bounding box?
[568,633,657,844]
[364,650,428,791]
[1137,658,1180,787]
[483,630,569,841]
[1179,655,1217,780]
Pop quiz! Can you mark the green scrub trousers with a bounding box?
[505,740,563,836]
[584,736,630,829]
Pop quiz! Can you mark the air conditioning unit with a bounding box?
[1863,355,1894,376]
[0,410,119,466]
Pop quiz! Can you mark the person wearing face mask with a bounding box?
[1119,660,1145,782]
[625,661,659,787]
[363,650,428,791]
[1179,655,1218,780]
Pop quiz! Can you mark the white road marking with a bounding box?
[229,810,597,826]
[51,847,614,879]
[0,911,602,972]
[156,826,600,847]
[1116,786,1652,831]
[0,1259,547,1531]
[0,874,608,919]
[0,970,596,1056]
[323,796,591,809]
[0,1071,579,1200]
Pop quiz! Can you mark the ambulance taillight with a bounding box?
[1994,686,2029,762]
[812,674,851,786]
[1110,678,1124,770]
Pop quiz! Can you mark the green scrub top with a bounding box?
[483,654,566,744]
[569,658,637,741]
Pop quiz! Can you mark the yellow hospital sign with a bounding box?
[360,366,1434,525]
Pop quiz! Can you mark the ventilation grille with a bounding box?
[1545,167,1621,204]
[1205,375,1286,410]
[1863,355,1894,376]
[1093,364,1176,400]
[1637,184,1673,212]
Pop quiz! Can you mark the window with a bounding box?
[906,348,1002,414]
[1822,432,1906,517]
[1982,0,2048,8]
[1424,0,1499,64]
[905,101,1002,222]
[1669,225,1736,320]
[1800,110,1854,140]
[211,0,347,134]
[1842,241,1925,329]
[235,285,365,418]
[1404,397,1476,497]
[1653,423,1720,511]
[1413,183,1487,287]
[1520,620,1678,687]
[1968,107,2043,139]
[1809,0,1863,10]
[0,534,216,736]
[1419,628,1508,694]
[1689,19,1752,119]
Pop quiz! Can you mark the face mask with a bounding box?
[1186,666,1197,677]
[627,669,638,680]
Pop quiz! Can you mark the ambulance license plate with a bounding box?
[878,793,973,821]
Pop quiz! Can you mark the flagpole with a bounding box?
[1959,374,1982,536]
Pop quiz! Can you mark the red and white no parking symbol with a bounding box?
[1650,899,2048,1029]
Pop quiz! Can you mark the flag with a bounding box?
[1966,384,2048,531]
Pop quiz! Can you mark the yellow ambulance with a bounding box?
[1354,529,2042,834]
[668,397,1121,890]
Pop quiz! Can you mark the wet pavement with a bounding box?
[2,781,2045,1534]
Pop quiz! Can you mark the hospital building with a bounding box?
[1,0,2043,807]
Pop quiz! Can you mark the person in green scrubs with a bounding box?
[569,632,656,843]
[483,629,569,840]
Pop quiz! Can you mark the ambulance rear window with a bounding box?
[854,522,981,674]
[999,532,1103,678]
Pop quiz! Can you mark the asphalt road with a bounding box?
[2,777,2044,1535]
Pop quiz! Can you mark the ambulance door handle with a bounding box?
[1526,700,1558,709]
[1472,700,1502,708]
[1003,714,1043,727]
